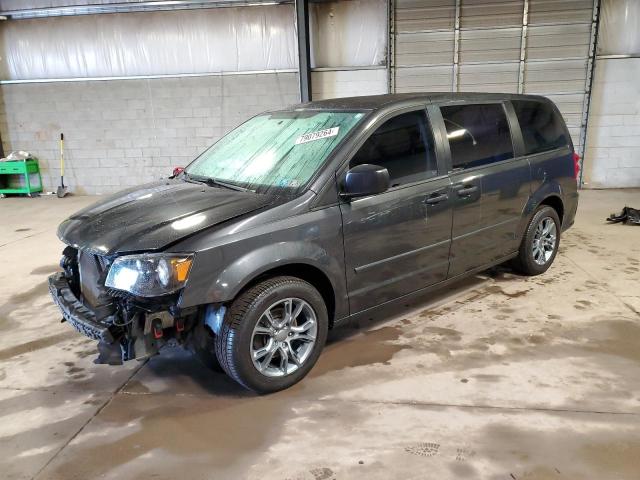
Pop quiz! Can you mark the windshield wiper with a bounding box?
[207,178,254,193]
[184,173,254,193]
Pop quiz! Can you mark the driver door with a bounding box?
[338,108,453,313]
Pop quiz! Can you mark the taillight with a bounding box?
[573,152,580,179]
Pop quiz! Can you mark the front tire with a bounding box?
[513,205,561,276]
[214,276,328,394]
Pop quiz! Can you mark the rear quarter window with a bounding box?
[512,100,569,155]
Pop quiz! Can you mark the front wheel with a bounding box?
[214,276,328,393]
[513,205,561,276]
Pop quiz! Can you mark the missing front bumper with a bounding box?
[48,272,114,343]
[49,272,193,365]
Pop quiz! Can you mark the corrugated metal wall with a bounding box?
[391,0,598,153]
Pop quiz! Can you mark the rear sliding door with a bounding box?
[435,101,531,277]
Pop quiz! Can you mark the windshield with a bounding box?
[185,110,365,193]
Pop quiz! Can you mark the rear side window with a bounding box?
[441,103,514,170]
[512,100,568,155]
[350,110,438,186]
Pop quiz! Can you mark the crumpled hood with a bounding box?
[57,180,272,255]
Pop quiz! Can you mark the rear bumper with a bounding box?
[48,272,114,343]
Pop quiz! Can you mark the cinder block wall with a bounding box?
[584,58,640,188]
[311,69,387,100]
[0,73,299,194]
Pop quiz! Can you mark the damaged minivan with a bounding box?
[49,93,579,393]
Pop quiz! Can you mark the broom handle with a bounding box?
[60,133,64,184]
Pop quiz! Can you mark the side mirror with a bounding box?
[172,166,185,177]
[341,164,390,198]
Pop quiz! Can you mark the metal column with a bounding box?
[387,0,395,93]
[578,0,601,188]
[451,0,461,92]
[295,0,312,103]
[517,0,529,94]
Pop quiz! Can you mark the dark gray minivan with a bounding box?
[49,93,579,393]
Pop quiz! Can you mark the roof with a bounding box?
[296,92,548,111]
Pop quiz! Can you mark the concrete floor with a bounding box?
[0,189,639,480]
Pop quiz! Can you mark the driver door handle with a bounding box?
[424,193,449,205]
[456,185,478,197]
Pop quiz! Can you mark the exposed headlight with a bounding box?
[105,253,194,297]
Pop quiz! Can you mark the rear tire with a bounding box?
[214,276,328,394]
[513,205,561,276]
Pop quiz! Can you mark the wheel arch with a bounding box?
[180,240,346,326]
[518,180,565,241]
[538,195,564,225]
[236,263,337,328]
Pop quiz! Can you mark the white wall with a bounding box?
[0,73,299,194]
[0,0,389,194]
[311,68,387,100]
[0,6,298,79]
[598,0,640,56]
[310,0,387,68]
[583,59,640,188]
[583,0,640,188]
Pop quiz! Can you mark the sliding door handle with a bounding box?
[424,193,449,205]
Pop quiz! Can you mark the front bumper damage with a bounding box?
[48,250,198,365]
[49,273,114,343]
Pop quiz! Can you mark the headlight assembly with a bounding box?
[105,253,194,297]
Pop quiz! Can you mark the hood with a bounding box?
[58,180,273,255]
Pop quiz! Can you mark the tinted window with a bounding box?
[441,103,514,169]
[512,100,568,155]
[350,110,437,186]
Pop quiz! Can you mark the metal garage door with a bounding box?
[390,0,599,159]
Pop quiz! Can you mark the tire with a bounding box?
[214,276,328,394]
[513,205,561,276]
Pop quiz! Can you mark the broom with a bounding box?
[56,133,68,198]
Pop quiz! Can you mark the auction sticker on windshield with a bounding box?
[295,127,339,145]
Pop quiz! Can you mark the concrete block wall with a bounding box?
[584,58,640,188]
[311,68,387,100]
[0,73,299,194]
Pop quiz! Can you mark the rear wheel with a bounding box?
[513,205,561,276]
[214,276,328,393]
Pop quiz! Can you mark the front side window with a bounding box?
[186,110,365,193]
[350,110,438,187]
[441,103,514,170]
[512,100,568,155]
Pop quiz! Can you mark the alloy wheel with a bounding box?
[532,216,557,265]
[250,297,318,377]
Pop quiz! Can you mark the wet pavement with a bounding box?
[0,189,639,480]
